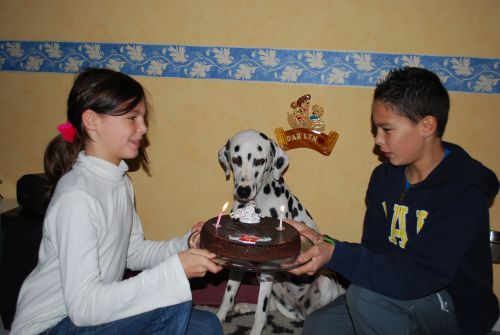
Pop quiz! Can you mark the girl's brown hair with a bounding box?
[44,68,149,194]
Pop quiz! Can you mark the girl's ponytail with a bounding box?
[44,131,82,196]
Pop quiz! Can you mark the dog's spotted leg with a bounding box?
[249,272,274,335]
[217,270,244,322]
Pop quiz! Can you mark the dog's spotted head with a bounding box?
[218,129,289,203]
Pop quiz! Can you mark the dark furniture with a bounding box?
[0,207,44,330]
[0,174,49,330]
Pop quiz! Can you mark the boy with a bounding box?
[288,67,499,334]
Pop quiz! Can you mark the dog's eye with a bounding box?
[253,158,265,166]
[232,156,242,167]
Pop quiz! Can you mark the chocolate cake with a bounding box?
[200,215,301,263]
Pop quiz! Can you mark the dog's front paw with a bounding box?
[216,309,228,322]
[233,302,257,315]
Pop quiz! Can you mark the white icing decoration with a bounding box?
[230,201,262,223]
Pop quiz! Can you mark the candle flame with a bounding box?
[280,205,285,213]
[222,202,229,211]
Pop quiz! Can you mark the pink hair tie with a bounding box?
[57,121,77,143]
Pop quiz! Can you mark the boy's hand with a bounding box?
[289,242,334,276]
[284,219,322,244]
[289,241,335,275]
[178,248,222,278]
[284,219,335,276]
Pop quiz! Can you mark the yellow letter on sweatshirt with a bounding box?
[388,204,409,248]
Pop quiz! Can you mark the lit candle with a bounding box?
[277,205,285,231]
[215,202,229,228]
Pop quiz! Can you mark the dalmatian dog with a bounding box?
[217,129,344,335]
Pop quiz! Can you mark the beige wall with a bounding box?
[1,0,499,292]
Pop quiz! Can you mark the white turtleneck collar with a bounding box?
[75,151,129,182]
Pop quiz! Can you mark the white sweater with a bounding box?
[11,153,192,335]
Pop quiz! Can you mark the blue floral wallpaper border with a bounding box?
[1,40,499,94]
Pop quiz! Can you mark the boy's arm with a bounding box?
[327,185,489,300]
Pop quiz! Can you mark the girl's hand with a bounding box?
[289,242,334,276]
[188,221,205,248]
[178,248,222,279]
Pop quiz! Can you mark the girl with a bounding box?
[11,68,223,335]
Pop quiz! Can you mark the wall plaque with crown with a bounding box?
[274,94,339,156]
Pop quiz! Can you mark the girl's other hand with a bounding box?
[178,248,222,279]
[188,221,205,248]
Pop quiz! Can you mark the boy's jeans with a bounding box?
[39,301,223,335]
[303,284,460,335]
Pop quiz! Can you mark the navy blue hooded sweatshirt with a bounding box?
[327,142,499,334]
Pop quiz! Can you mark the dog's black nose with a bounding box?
[237,186,251,199]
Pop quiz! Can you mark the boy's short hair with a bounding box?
[374,67,450,137]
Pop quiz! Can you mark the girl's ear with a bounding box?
[82,109,99,131]
[421,115,438,138]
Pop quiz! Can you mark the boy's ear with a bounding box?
[421,115,438,138]
[82,109,99,131]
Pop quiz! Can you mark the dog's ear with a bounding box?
[218,140,231,180]
[271,140,289,180]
